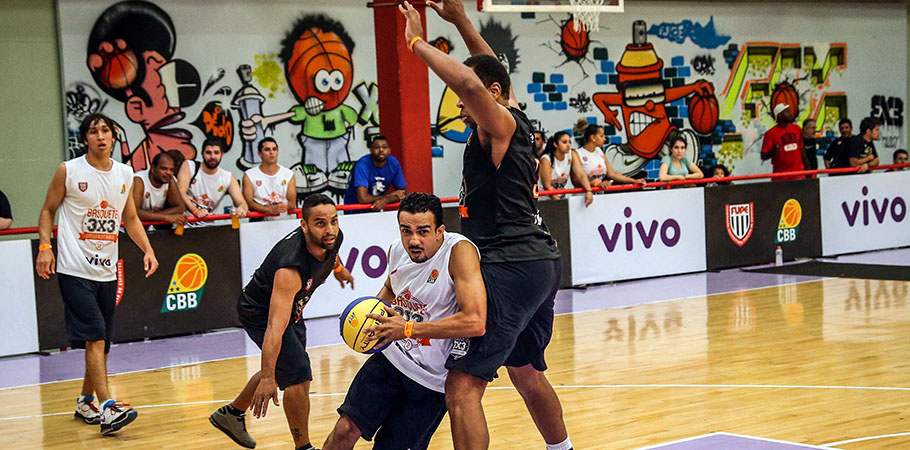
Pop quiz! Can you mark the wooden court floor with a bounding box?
[0,277,907,449]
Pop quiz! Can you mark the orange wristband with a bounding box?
[333,263,344,273]
[408,36,422,52]
[38,244,52,252]
[404,320,414,338]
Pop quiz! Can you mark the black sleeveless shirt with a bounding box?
[459,107,559,262]
[239,227,344,323]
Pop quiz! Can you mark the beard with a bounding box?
[204,158,220,169]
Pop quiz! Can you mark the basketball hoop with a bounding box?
[569,0,605,32]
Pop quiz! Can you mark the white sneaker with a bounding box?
[74,395,101,424]
[99,399,138,435]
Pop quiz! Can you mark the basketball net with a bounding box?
[569,0,605,32]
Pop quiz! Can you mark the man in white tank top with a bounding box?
[322,193,486,450]
[242,137,297,220]
[132,152,187,226]
[35,113,158,435]
[176,139,248,225]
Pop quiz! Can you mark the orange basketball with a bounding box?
[561,20,590,60]
[688,94,719,135]
[781,199,802,228]
[771,83,799,118]
[286,28,353,110]
[98,47,138,90]
[174,254,208,291]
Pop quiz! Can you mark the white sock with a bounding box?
[546,437,573,450]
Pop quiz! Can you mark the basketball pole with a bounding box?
[368,1,435,195]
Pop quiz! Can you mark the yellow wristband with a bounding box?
[408,36,422,52]
[333,263,344,273]
[404,320,414,338]
[38,244,52,252]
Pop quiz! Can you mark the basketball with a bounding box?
[770,82,799,118]
[340,296,392,354]
[97,46,139,90]
[286,28,353,110]
[172,253,208,292]
[779,199,802,229]
[561,19,590,60]
[688,93,719,135]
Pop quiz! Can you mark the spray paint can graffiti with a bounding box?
[232,65,266,169]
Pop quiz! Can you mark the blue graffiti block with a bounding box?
[543,102,555,111]
[678,106,688,118]
[556,84,568,93]
[600,61,615,73]
[527,83,542,93]
[677,66,691,77]
[432,146,444,157]
[671,56,685,66]
[672,98,685,106]
[596,74,609,85]
[548,93,563,102]
[543,84,556,92]
[555,102,568,110]
[549,73,564,84]
[532,72,546,83]
[587,116,598,124]
[609,136,623,144]
[535,93,548,102]
[593,47,609,60]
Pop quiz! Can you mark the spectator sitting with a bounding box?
[577,124,646,192]
[658,137,704,184]
[177,138,249,226]
[572,117,589,148]
[888,149,908,172]
[343,135,407,213]
[166,149,186,179]
[760,103,806,180]
[849,117,881,174]
[824,118,854,171]
[242,137,296,221]
[132,152,188,227]
[707,164,732,186]
[539,131,593,206]
[0,188,11,230]
[533,130,546,157]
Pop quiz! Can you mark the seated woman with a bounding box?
[658,137,704,184]
[539,131,593,206]
[709,164,732,186]
[577,124,647,191]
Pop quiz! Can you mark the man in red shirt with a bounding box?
[761,103,807,180]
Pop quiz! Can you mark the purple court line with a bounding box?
[635,432,841,450]
[1,247,907,390]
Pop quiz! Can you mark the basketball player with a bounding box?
[36,113,159,435]
[209,194,354,450]
[242,137,297,220]
[131,152,188,225]
[322,193,486,450]
[400,2,573,449]
[176,138,248,224]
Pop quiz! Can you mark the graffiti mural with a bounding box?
[870,95,905,150]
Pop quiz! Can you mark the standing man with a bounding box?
[849,117,881,174]
[760,103,806,180]
[322,193,486,450]
[343,135,407,213]
[36,113,158,435]
[177,138,248,225]
[209,194,354,450]
[400,2,573,450]
[243,137,297,220]
[824,118,854,169]
[801,118,819,172]
[132,152,188,226]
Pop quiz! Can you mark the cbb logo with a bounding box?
[161,253,208,313]
[776,199,802,244]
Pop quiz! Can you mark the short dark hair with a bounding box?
[79,113,116,144]
[533,130,546,140]
[258,137,277,152]
[201,138,223,152]
[370,135,389,148]
[397,192,443,230]
[584,124,603,144]
[464,54,511,101]
[668,136,687,150]
[301,193,336,220]
[859,117,882,135]
[151,151,174,168]
[894,149,908,160]
[838,118,853,128]
[166,149,186,170]
[713,164,730,176]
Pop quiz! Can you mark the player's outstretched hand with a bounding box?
[364,305,407,343]
[143,251,159,278]
[428,0,467,24]
[334,266,354,289]
[250,376,279,419]
[398,1,424,44]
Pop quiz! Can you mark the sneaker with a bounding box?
[74,395,101,424]
[99,400,138,435]
[209,405,256,448]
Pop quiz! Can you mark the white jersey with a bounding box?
[57,156,134,282]
[539,152,572,191]
[382,232,478,393]
[135,170,168,212]
[186,160,233,214]
[576,147,608,183]
[245,165,293,221]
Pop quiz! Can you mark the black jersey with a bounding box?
[239,227,344,323]
[459,107,559,262]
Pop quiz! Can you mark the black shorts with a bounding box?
[338,353,447,450]
[238,300,312,390]
[58,273,118,354]
[445,257,561,381]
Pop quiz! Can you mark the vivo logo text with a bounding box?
[343,245,387,279]
[598,207,681,252]
[841,186,906,227]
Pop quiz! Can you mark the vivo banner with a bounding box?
[568,189,706,285]
[240,211,400,319]
[820,171,910,255]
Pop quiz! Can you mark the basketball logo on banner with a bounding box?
[161,253,208,312]
[725,203,754,247]
[776,199,802,244]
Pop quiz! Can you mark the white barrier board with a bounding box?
[0,240,40,356]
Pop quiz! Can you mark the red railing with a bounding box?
[1,164,906,237]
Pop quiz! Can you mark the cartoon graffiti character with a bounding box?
[593,20,718,175]
[240,14,360,194]
[86,1,201,172]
